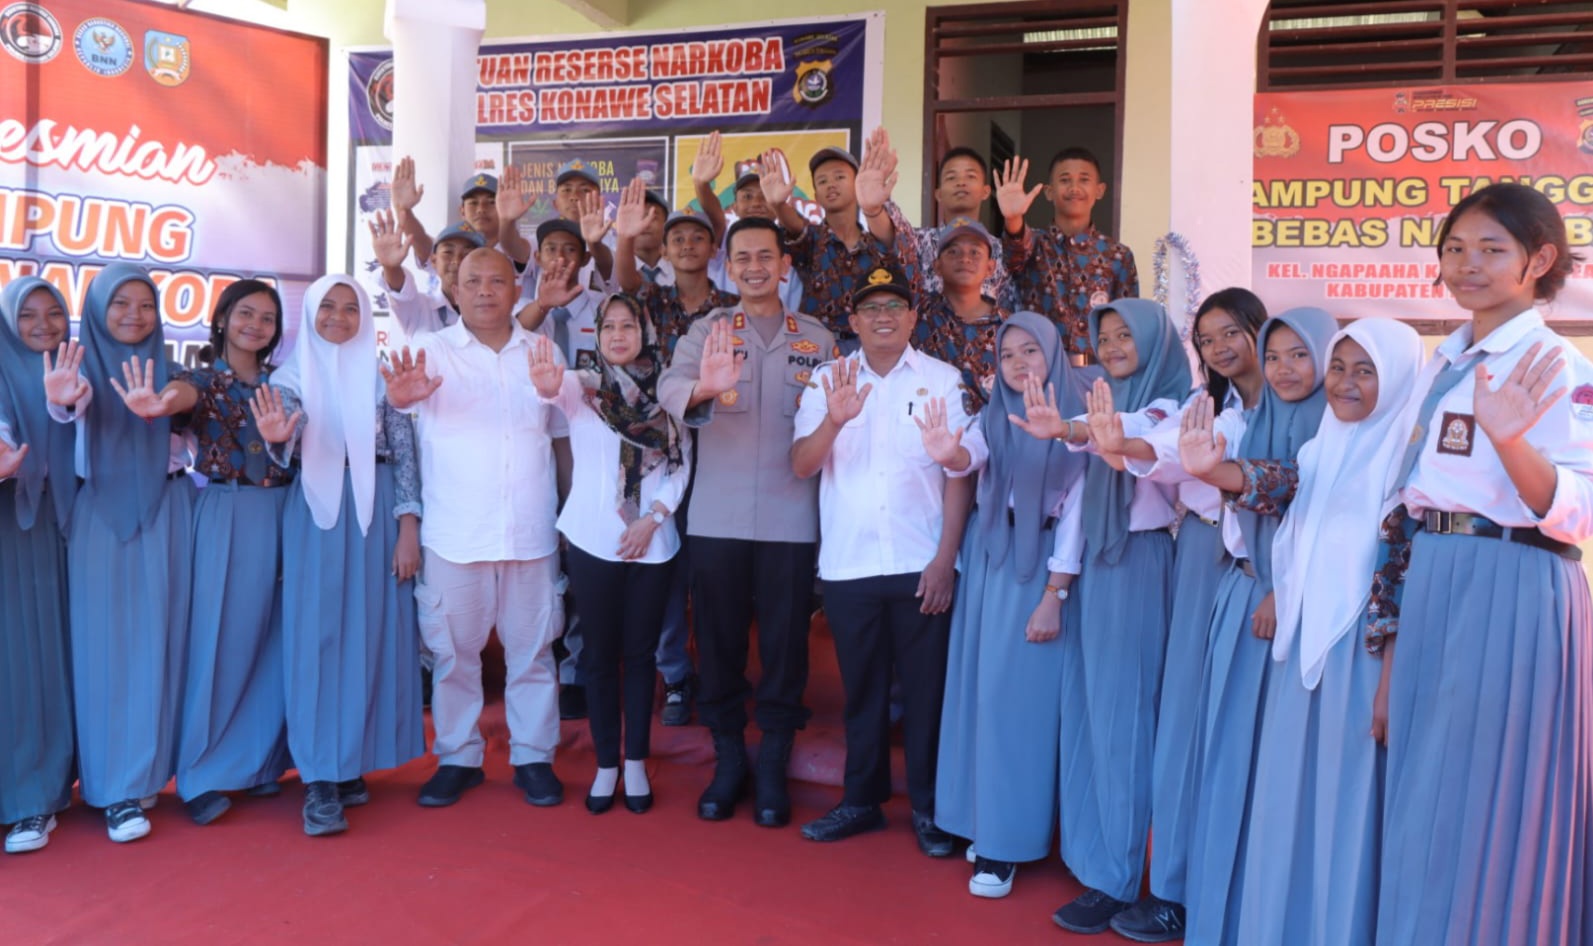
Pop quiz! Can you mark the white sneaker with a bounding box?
[5,815,57,853]
[969,858,1016,899]
[965,844,977,864]
[106,801,151,843]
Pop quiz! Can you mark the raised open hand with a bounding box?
[1085,377,1127,454]
[1009,374,1068,440]
[914,395,966,467]
[527,334,566,398]
[578,189,612,246]
[1177,393,1226,476]
[613,177,650,241]
[994,157,1043,224]
[691,131,724,187]
[1474,341,1567,446]
[248,384,302,444]
[497,164,534,223]
[535,256,583,310]
[855,126,899,215]
[696,318,740,400]
[109,356,180,419]
[379,346,443,409]
[758,148,794,206]
[368,209,412,268]
[822,356,873,426]
[41,340,88,407]
[390,156,424,213]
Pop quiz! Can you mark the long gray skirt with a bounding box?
[0,484,74,823]
[1183,562,1269,946]
[70,476,195,808]
[175,482,290,800]
[934,517,1076,862]
[1058,529,1174,902]
[1239,624,1384,946]
[1378,531,1592,946]
[1149,515,1225,903]
[283,466,424,783]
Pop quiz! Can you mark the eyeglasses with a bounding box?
[855,299,910,317]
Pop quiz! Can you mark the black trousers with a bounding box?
[567,545,674,767]
[822,572,951,814]
[689,537,817,735]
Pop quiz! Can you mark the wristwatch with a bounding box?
[1044,583,1070,602]
[650,509,668,525]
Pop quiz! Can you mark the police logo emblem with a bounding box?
[867,268,893,286]
[719,389,739,407]
[0,3,62,64]
[366,59,395,131]
[144,30,189,87]
[73,16,132,77]
[793,59,833,107]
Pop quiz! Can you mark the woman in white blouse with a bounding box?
[529,293,692,815]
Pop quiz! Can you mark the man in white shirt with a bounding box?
[790,265,984,854]
[382,248,567,809]
[373,216,486,337]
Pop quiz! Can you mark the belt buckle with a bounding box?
[1427,509,1453,534]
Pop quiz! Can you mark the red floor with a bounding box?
[2,623,1101,946]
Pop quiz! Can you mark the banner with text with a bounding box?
[0,0,328,362]
[346,14,880,319]
[1253,81,1593,320]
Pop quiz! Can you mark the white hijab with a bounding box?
[272,275,381,534]
[1270,318,1425,689]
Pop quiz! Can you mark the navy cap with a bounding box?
[643,189,670,215]
[808,146,858,176]
[435,221,487,249]
[851,265,913,307]
[555,159,600,188]
[733,160,763,193]
[662,210,713,238]
[536,217,586,250]
[459,173,497,199]
[936,216,997,255]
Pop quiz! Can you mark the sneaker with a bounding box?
[105,801,151,843]
[417,765,485,807]
[911,810,954,858]
[800,803,886,842]
[513,763,564,807]
[302,781,348,837]
[558,684,588,721]
[5,815,57,854]
[660,676,694,727]
[1053,888,1132,935]
[337,778,370,808]
[184,790,232,826]
[1110,896,1188,943]
[969,857,1017,899]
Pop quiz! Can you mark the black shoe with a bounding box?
[585,789,615,814]
[420,667,433,709]
[698,731,750,821]
[417,765,485,807]
[302,781,348,837]
[558,684,588,720]
[911,810,954,857]
[184,791,231,826]
[245,780,281,798]
[337,778,370,808]
[623,790,654,814]
[753,730,795,828]
[1053,888,1133,935]
[660,676,694,727]
[513,763,564,807]
[800,803,886,842]
[1110,896,1187,943]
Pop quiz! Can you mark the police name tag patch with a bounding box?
[1572,384,1593,422]
[1436,411,1475,456]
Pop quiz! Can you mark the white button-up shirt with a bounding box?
[1402,308,1593,545]
[531,287,604,370]
[541,372,692,564]
[383,267,458,339]
[408,321,565,564]
[1070,396,1181,534]
[1127,387,1246,523]
[794,346,987,581]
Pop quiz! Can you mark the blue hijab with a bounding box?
[979,311,1098,581]
[0,278,77,530]
[80,263,170,541]
[1082,298,1193,565]
[1234,306,1339,591]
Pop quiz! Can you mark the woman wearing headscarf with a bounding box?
[251,275,425,836]
[0,278,78,854]
[933,312,1095,899]
[1013,298,1192,933]
[50,263,195,843]
[528,293,691,814]
[1237,318,1423,945]
[1175,306,1339,946]
[113,279,293,826]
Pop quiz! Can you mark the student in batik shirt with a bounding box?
[614,179,740,359]
[909,217,1009,415]
[885,147,1015,309]
[997,151,1139,357]
[761,128,917,347]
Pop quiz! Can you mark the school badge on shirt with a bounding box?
[1573,383,1593,422]
[1436,411,1475,456]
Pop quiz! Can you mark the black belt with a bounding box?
[1234,557,1257,578]
[1006,508,1058,531]
[1186,511,1219,529]
[346,456,391,466]
[166,470,188,481]
[207,474,289,489]
[1421,509,1581,562]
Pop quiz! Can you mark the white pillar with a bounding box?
[384,0,486,231]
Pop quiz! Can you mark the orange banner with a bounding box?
[1253,81,1593,320]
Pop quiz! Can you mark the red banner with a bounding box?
[1253,81,1593,321]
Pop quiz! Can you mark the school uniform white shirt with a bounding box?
[1402,307,1593,545]
[541,371,692,564]
[532,286,605,371]
[636,256,675,286]
[709,249,805,313]
[1069,396,1181,533]
[383,267,458,338]
[515,229,617,303]
[1127,387,1246,524]
[794,347,987,581]
[960,413,1086,575]
[407,320,567,564]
